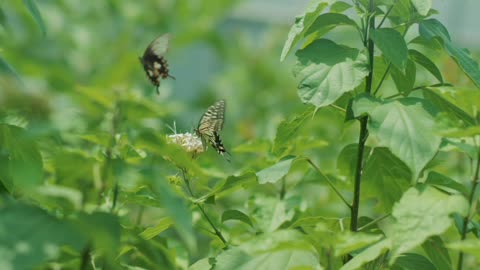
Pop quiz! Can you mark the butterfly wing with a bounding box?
[196,100,229,158]
[140,33,174,93]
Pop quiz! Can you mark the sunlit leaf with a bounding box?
[410,0,431,16]
[222,209,254,228]
[335,232,383,256]
[294,39,368,108]
[340,239,391,270]
[256,157,296,184]
[139,217,174,240]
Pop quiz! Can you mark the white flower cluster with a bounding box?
[166,132,204,154]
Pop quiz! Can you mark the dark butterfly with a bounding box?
[195,99,230,161]
[139,33,175,94]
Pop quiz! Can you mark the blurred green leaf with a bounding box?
[447,239,480,260]
[250,197,295,232]
[22,0,46,36]
[215,230,323,270]
[0,124,43,193]
[391,253,436,270]
[390,59,416,94]
[371,28,408,70]
[340,239,391,270]
[140,217,174,240]
[256,157,296,184]
[330,1,352,13]
[0,57,23,85]
[294,39,368,108]
[409,49,443,83]
[422,88,475,127]
[280,0,331,61]
[424,171,468,196]
[422,236,452,270]
[304,13,357,40]
[222,209,254,228]
[352,96,441,180]
[410,0,431,16]
[420,19,480,88]
[273,106,314,156]
[335,232,383,256]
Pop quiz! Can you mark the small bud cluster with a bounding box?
[167,132,204,154]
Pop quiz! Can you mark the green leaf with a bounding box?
[0,56,23,85]
[189,258,212,270]
[280,0,331,61]
[0,203,85,269]
[335,232,383,256]
[294,39,368,108]
[391,253,436,270]
[390,59,416,94]
[0,124,43,193]
[371,28,408,70]
[22,0,46,36]
[408,49,443,83]
[273,106,315,156]
[353,97,441,180]
[256,157,296,184]
[337,143,371,180]
[222,209,254,228]
[154,178,196,252]
[420,19,480,88]
[424,171,468,196]
[386,186,468,263]
[447,239,480,260]
[340,239,391,270]
[215,230,323,270]
[139,217,174,240]
[363,148,411,211]
[330,1,352,13]
[215,171,258,198]
[410,0,431,16]
[422,88,475,126]
[251,197,295,232]
[422,236,452,270]
[304,13,357,40]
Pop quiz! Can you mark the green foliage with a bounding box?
[1,0,480,269]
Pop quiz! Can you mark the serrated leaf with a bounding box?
[409,49,443,83]
[363,148,411,211]
[386,186,468,263]
[424,171,468,196]
[222,209,254,228]
[422,236,452,270]
[340,239,391,270]
[256,157,296,184]
[294,39,368,108]
[391,253,436,270]
[0,124,43,193]
[273,106,314,156]
[371,28,408,70]
[139,217,174,240]
[215,230,323,270]
[353,97,441,180]
[420,19,480,88]
[390,59,416,94]
[410,0,431,16]
[23,0,46,36]
[280,0,331,61]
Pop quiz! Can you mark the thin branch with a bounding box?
[376,0,396,29]
[372,63,391,96]
[304,158,352,210]
[384,83,453,100]
[358,213,391,231]
[329,103,347,113]
[180,168,228,246]
[457,148,480,270]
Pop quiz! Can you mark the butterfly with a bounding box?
[139,33,175,94]
[195,99,230,161]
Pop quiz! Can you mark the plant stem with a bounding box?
[456,149,480,270]
[358,213,390,231]
[180,169,228,246]
[304,157,351,210]
[376,0,396,29]
[351,0,375,236]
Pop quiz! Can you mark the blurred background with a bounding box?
[0,0,478,267]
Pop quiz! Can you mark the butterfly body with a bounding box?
[195,99,230,160]
[140,33,175,93]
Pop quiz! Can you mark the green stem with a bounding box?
[181,169,228,246]
[358,213,391,231]
[304,158,351,210]
[457,149,480,270]
[376,0,396,29]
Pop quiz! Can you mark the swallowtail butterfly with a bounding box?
[195,99,230,160]
[140,33,175,93]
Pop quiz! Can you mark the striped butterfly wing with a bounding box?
[196,100,229,158]
[140,33,175,93]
